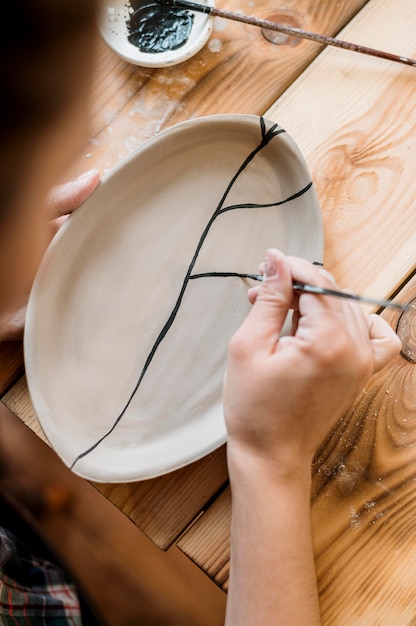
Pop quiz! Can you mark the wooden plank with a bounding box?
[177,277,416,624]
[68,0,369,178]
[265,0,416,302]
[2,377,228,549]
[3,376,49,443]
[310,278,416,624]
[94,448,228,549]
[177,487,231,590]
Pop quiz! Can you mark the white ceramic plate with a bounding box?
[99,0,214,67]
[25,114,323,483]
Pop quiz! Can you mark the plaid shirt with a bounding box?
[0,526,82,625]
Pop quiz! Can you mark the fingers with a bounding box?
[285,258,401,375]
[367,314,402,372]
[47,169,100,220]
[244,252,400,374]
[290,257,347,319]
[286,258,374,350]
[235,249,293,352]
[244,252,350,353]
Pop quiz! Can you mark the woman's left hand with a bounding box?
[0,170,100,341]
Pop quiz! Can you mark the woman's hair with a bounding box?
[0,0,98,211]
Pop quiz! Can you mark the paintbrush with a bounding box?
[190,271,413,311]
[160,0,416,68]
[253,274,413,311]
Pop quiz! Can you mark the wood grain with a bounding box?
[178,277,416,625]
[311,278,416,624]
[3,376,48,442]
[68,0,369,178]
[94,447,228,549]
[177,486,231,589]
[265,0,416,303]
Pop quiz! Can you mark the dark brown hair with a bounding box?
[0,0,98,211]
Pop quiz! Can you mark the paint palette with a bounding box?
[24,115,324,482]
[100,0,214,67]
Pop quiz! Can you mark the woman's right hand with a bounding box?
[223,248,401,477]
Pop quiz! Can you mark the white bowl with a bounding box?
[99,0,214,67]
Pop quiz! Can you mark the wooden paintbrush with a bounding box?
[251,274,413,311]
[160,0,416,68]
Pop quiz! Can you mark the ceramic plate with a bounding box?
[24,115,323,483]
[99,0,214,68]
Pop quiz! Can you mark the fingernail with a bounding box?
[264,253,278,279]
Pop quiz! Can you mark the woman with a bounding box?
[0,1,400,623]
[0,2,101,623]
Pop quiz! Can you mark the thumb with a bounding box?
[240,249,293,351]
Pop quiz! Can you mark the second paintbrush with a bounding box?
[159,0,416,68]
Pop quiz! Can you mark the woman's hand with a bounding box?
[224,248,401,477]
[224,249,401,626]
[0,170,100,341]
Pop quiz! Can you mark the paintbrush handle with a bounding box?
[190,272,412,311]
[251,275,410,311]
[163,0,416,68]
[293,281,411,311]
[210,7,416,67]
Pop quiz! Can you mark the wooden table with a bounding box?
[2,0,416,622]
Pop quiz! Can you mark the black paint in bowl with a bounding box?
[127,0,194,53]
